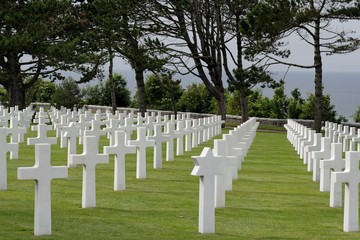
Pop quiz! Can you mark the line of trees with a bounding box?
[1,1,360,131]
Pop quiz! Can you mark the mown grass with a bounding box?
[1,127,359,239]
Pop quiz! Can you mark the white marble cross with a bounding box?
[191,119,199,148]
[174,120,185,156]
[103,118,120,146]
[213,139,238,208]
[120,117,137,141]
[0,127,19,190]
[321,143,345,207]
[311,137,331,180]
[75,114,91,145]
[104,130,136,190]
[27,122,57,146]
[319,143,344,192]
[332,151,360,232]
[63,122,81,168]
[192,147,224,234]
[69,136,109,208]
[55,115,69,148]
[184,119,193,152]
[128,127,155,179]
[146,124,168,169]
[165,122,175,161]
[17,144,68,236]
[9,116,26,144]
[84,119,105,143]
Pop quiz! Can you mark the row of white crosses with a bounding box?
[3,105,224,236]
[0,105,34,190]
[285,119,360,232]
[191,117,259,234]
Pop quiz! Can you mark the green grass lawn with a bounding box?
[1,127,359,239]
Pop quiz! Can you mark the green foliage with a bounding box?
[247,89,272,118]
[177,83,215,114]
[270,83,288,119]
[299,93,337,122]
[51,77,82,109]
[25,78,56,105]
[0,85,8,105]
[237,87,345,122]
[354,106,360,123]
[226,90,242,115]
[287,88,304,119]
[82,74,131,107]
[0,0,104,108]
[144,73,183,111]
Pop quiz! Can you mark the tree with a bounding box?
[145,72,183,114]
[51,77,82,109]
[287,88,304,119]
[0,1,103,109]
[354,106,360,123]
[242,0,360,132]
[300,93,337,122]
[177,83,215,114]
[82,74,131,107]
[25,78,56,105]
[150,1,229,123]
[270,82,288,119]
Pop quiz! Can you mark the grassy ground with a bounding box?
[1,127,359,239]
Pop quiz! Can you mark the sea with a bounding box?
[110,68,360,122]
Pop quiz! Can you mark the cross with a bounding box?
[0,128,19,190]
[191,119,199,148]
[184,119,193,152]
[74,114,91,145]
[174,120,185,156]
[63,122,81,168]
[222,134,244,173]
[191,147,224,234]
[320,143,344,208]
[165,122,175,161]
[69,136,109,208]
[27,122,57,146]
[299,130,315,160]
[196,119,204,145]
[352,129,360,151]
[17,144,68,236]
[311,137,331,181]
[8,116,27,144]
[147,124,168,169]
[84,119,106,143]
[303,133,322,165]
[213,139,238,208]
[128,127,155,179]
[319,143,344,192]
[332,151,360,232]
[344,127,356,151]
[104,130,136,190]
[54,115,69,148]
[103,118,121,146]
[119,117,137,142]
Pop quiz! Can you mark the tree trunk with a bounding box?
[8,79,26,110]
[215,92,226,128]
[108,50,117,114]
[168,89,177,116]
[134,64,146,117]
[313,17,322,133]
[7,53,26,109]
[239,91,249,123]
